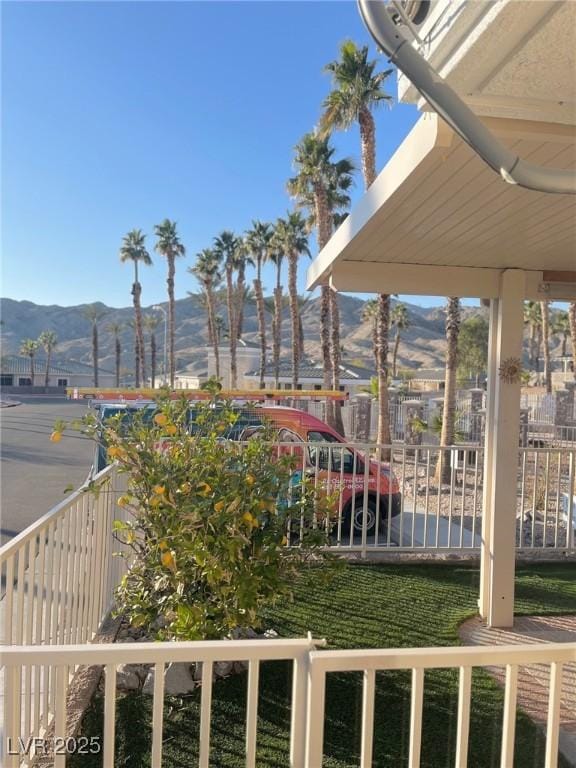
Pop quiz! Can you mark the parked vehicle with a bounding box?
[238,406,402,537]
[89,401,401,537]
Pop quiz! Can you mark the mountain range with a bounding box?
[0,295,564,377]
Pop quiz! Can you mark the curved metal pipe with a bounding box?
[358,0,576,195]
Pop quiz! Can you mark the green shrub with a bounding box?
[84,391,338,640]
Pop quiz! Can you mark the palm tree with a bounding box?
[19,339,39,385]
[38,331,57,387]
[190,248,222,381]
[234,239,253,343]
[375,294,392,457]
[569,302,576,381]
[435,298,461,484]
[119,229,152,387]
[273,213,310,388]
[83,305,107,387]
[106,322,123,387]
[143,315,162,388]
[540,300,552,393]
[524,301,542,373]
[213,230,241,388]
[551,310,571,359]
[268,235,285,389]
[245,221,273,389]
[391,303,410,378]
[288,131,354,429]
[154,219,186,387]
[321,39,393,190]
[321,40,394,445]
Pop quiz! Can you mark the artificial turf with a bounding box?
[70,562,575,768]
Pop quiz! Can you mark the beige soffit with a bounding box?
[307,113,576,295]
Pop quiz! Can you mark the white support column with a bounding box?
[479,298,499,618]
[481,270,525,628]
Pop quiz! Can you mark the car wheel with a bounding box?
[343,497,378,538]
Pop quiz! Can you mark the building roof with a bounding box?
[307,114,576,298]
[245,359,375,382]
[0,355,114,376]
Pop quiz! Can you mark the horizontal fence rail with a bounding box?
[2,639,574,768]
[304,642,576,768]
[1,636,324,768]
[0,465,128,750]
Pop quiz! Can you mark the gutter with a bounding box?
[358,0,576,195]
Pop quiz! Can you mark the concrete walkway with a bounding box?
[459,615,576,766]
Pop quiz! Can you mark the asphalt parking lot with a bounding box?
[0,396,95,545]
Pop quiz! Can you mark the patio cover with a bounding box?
[307,114,576,299]
[306,113,576,629]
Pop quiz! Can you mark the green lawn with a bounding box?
[71,563,575,768]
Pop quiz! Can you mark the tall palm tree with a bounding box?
[540,300,552,393]
[361,296,392,455]
[245,221,273,389]
[154,219,186,388]
[268,236,285,389]
[321,39,393,191]
[321,40,394,445]
[119,229,152,387]
[551,309,571,359]
[569,302,576,381]
[375,294,391,458]
[143,315,162,388]
[435,298,461,484]
[190,248,222,381]
[106,322,123,387]
[288,132,354,429]
[83,305,107,387]
[19,339,39,385]
[391,303,410,378]
[524,301,542,373]
[234,239,253,343]
[273,213,310,388]
[38,331,57,387]
[213,230,241,388]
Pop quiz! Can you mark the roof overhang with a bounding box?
[307,114,576,300]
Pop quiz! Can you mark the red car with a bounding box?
[241,406,402,537]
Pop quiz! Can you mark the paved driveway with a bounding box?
[0,396,95,545]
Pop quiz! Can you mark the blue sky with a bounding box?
[3,0,454,309]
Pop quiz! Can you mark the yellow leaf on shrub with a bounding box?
[245,474,255,486]
[197,482,212,496]
[117,495,131,508]
[154,413,168,426]
[214,500,225,512]
[242,511,254,525]
[158,540,168,551]
[165,425,177,436]
[152,485,166,496]
[161,551,176,573]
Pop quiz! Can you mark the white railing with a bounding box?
[274,441,575,554]
[304,642,576,768]
[517,448,575,549]
[0,465,128,747]
[1,636,324,768]
[2,639,574,767]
